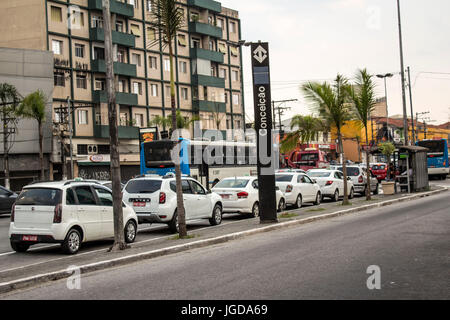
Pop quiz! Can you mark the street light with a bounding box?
[377,73,394,142]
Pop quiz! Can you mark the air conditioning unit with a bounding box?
[88,144,98,155]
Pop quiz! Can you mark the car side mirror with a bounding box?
[347,177,351,181]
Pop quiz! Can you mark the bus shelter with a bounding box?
[395,146,429,193]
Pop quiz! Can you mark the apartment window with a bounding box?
[52,40,63,55]
[224,92,228,104]
[76,74,87,89]
[151,84,158,97]
[129,0,138,9]
[232,70,239,82]
[191,37,201,48]
[165,86,171,98]
[218,43,227,54]
[75,44,85,58]
[54,72,65,87]
[78,110,88,125]
[208,40,215,51]
[190,12,199,22]
[51,6,62,22]
[116,21,124,32]
[92,16,103,28]
[230,21,236,33]
[93,47,105,60]
[118,79,127,93]
[132,53,141,67]
[233,93,239,105]
[97,145,110,154]
[164,59,170,72]
[178,34,187,47]
[208,16,214,25]
[77,144,88,155]
[181,88,188,100]
[133,82,143,95]
[71,11,84,28]
[117,49,126,63]
[179,61,187,74]
[230,46,239,57]
[130,24,141,37]
[135,114,144,127]
[149,56,158,69]
[217,18,224,29]
[219,68,226,79]
[235,119,241,129]
[147,27,156,42]
[120,113,128,126]
[146,0,153,12]
[95,78,105,91]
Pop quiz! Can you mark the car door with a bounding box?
[302,175,317,201]
[177,179,197,221]
[298,175,314,201]
[0,186,16,214]
[189,180,212,218]
[93,187,114,238]
[73,185,103,241]
[334,171,344,194]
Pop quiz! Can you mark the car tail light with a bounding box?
[159,192,166,204]
[325,181,333,186]
[11,204,15,222]
[237,191,248,199]
[358,175,364,183]
[53,204,62,223]
[286,185,293,193]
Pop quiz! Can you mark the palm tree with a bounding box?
[0,83,21,189]
[151,0,188,237]
[150,110,199,132]
[280,115,323,154]
[347,69,377,200]
[17,90,47,181]
[301,75,354,205]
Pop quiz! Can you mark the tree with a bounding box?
[102,0,127,251]
[0,83,21,189]
[301,75,353,205]
[280,115,323,154]
[17,90,47,181]
[208,103,225,131]
[151,0,188,237]
[347,68,377,200]
[379,142,395,180]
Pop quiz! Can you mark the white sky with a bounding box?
[221,0,450,125]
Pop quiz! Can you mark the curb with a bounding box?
[0,187,447,295]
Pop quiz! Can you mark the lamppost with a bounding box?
[376,73,394,142]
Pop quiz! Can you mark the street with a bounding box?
[1,189,448,300]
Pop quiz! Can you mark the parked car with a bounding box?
[9,180,138,254]
[0,185,18,215]
[97,180,125,191]
[370,163,388,182]
[122,174,223,233]
[212,176,286,217]
[275,172,322,208]
[275,169,307,174]
[307,169,355,201]
[336,165,379,195]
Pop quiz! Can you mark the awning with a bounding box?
[230,46,239,56]
[218,43,227,54]
[130,25,141,36]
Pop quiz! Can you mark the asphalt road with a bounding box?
[2,191,448,300]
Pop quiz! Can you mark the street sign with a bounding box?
[250,42,277,223]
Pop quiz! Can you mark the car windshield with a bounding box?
[125,180,162,194]
[213,179,249,189]
[15,188,62,206]
[275,175,294,182]
[308,172,331,178]
[337,167,360,176]
[372,165,386,170]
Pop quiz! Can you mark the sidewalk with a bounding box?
[0,186,448,294]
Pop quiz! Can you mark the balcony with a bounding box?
[91,59,137,77]
[188,22,222,38]
[88,0,134,17]
[94,125,140,139]
[193,100,226,113]
[190,48,223,64]
[192,74,225,88]
[92,90,138,106]
[187,0,221,13]
[90,28,135,47]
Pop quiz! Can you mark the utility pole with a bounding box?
[0,100,19,189]
[416,111,430,141]
[67,97,74,179]
[271,99,297,139]
[406,66,416,143]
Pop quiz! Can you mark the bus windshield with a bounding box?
[144,141,175,166]
[300,153,319,161]
[417,140,445,154]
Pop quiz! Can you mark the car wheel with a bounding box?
[10,241,30,253]
[62,229,81,255]
[124,220,137,243]
[333,190,339,202]
[314,192,321,205]
[349,188,355,199]
[373,184,379,195]
[168,211,179,234]
[249,202,259,218]
[209,204,223,226]
[294,194,302,209]
[277,198,286,212]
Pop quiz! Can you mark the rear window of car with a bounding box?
[213,179,250,189]
[125,180,162,194]
[308,172,331,178]
[337,167,360,176]
[275,174,294,182]
[16,188,62,206]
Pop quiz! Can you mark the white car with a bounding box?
[9,180,138,254]
[307,169,355,201]
[211,176,286,217]
[336,165,380,195]
[275,172,322,208]
[122,174,223,233]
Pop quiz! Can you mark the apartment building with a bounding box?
[0,0,245,180]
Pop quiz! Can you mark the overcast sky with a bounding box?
[221,0,450,125]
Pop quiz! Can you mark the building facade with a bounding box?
[0,0,245,181]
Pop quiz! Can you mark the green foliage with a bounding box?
[148,0,185,49]
[0,83,21,115]
[17,90,47,124]
[150,110,199,129]
[280,115,324,153]
[379,142,395,158]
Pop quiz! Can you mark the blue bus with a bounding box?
[416,139,449,180]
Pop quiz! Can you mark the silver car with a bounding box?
[336,165,379,195]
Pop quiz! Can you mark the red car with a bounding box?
[371,163,388,182]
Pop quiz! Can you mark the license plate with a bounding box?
[220,194,230,199]
[133,202,146,207]
[22,235,37,241]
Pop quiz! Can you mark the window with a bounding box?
[181,87,188,100]
[93,47,105,60]
[151,84,158,97]
[77,144,88,155]
[66,189,76,205]
[54,72,65,87]
[178,34,187,47]
[191,37,201,48]
[132,53,141,66]
[116,21,124,32]
[170,180,193,194]
[232,93,239,105]
[130,24,141,37]
[190,181,206,195]
[133,82,142,95]
[217,18,224,29]
[164,58,170,72]
[129,0,139,9]
[179,61,187,74]
[218,43,227,54]
[52,40,63,55]
[120,113,128,126]
[165,86,171,98]
[118,79,127,92]
[76,74,87,89]
[230,21,236,33]
[146,0,152,12]
[98,145,110,154]
[232,70,239,82]
[74,186,97,205]
[71,11,84,28]
[78,110,88,125]
[190,12,199,22]
[51,6,62,22]
[75,44,85,58]
[219,68,226,79]
[94,188,113,206]
[135,114,144,127]
[95,78,105,91]
[230,46,239,57]
[147,27,156,41]
[92,15,103,28]
[208,40,214,51]
[117,49,126,63]
[149,56,157,69]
